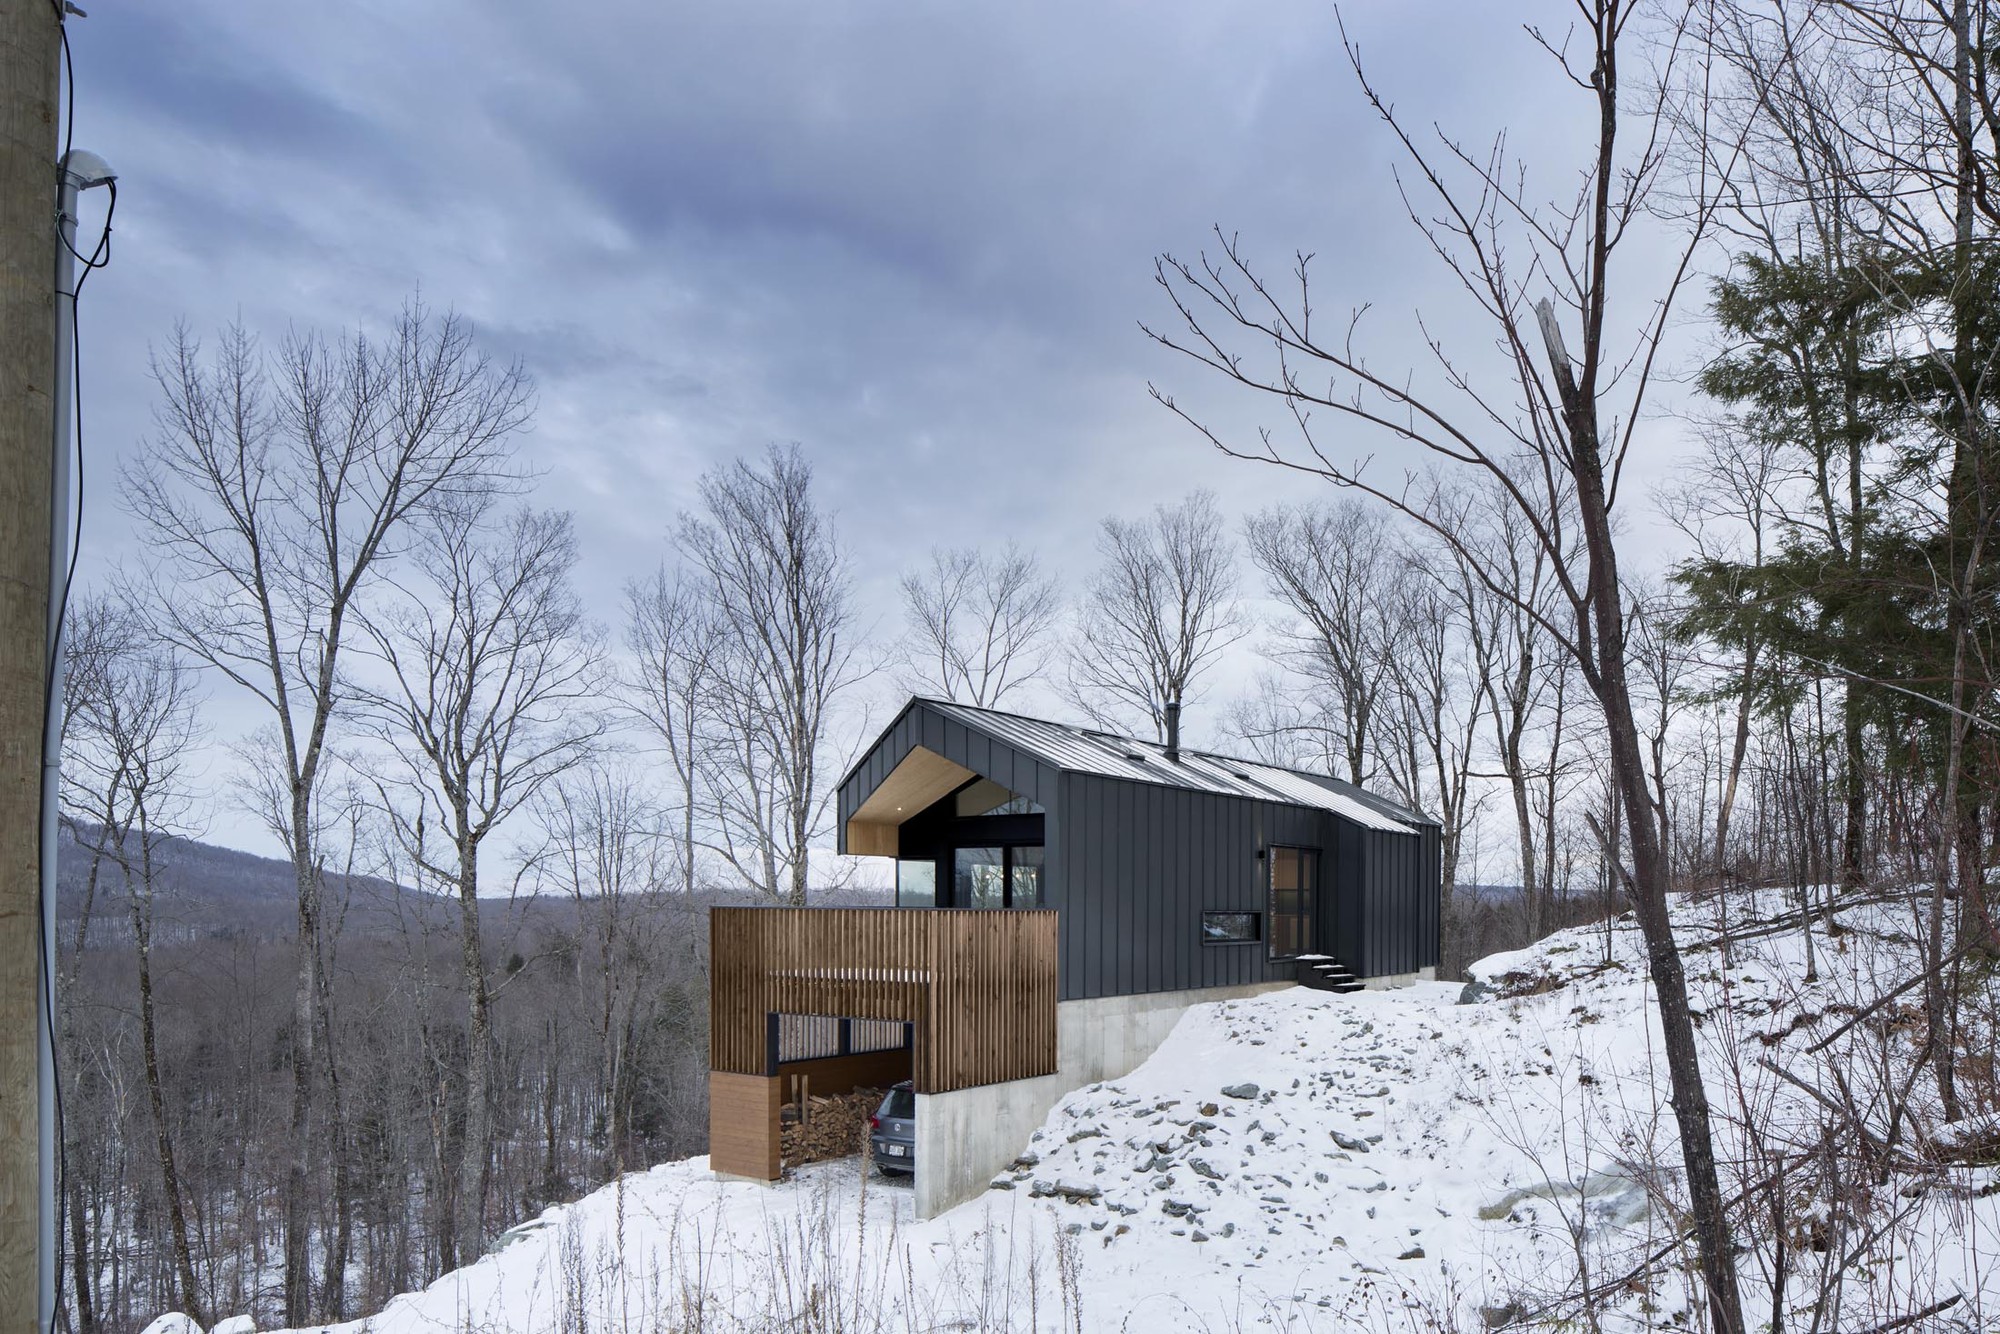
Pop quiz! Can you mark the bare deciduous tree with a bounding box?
[1066,489,1244,740]
[623,568,723,895]
[1222,668,1350,773]
[355,502,602,1264]
[531,763,685,1179]
[676,445,861,904]
[1143,5,1750,1324]
[1662,418,1784,879]
[1243,499,1395,786]
[1449,480,1580,942]
[1373,552,1483,903]
[120,303,531,1321]
[62,614,206,1325]
[896,544,1061,708]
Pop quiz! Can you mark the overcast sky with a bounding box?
[61,1,1713,870]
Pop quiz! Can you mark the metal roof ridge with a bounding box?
[859,695,1434,829]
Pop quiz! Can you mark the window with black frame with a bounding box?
[1201,911,1259,944]
[1267,846,1317,959]
[953,844,1043,908]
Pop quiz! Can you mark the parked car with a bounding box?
[869,1081,916,1176]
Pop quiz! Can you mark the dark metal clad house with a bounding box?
[837,698,1442,999]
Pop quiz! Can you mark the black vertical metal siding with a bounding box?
[1330,823,1442,979]
[1053,772,1328,1001]
[837,701,1442,1001]
[1421,821,1443,970]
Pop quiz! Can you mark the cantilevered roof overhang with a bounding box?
[844,745,977,856]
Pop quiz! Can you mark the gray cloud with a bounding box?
[60,0,1698,859]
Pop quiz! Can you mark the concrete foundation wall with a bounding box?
[912,980,1290,1218]
[1360,965,1437,991]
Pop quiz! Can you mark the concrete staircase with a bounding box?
[1294,954,1366,994]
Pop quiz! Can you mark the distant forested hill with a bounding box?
[55,820,422,941]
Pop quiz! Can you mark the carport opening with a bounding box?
[771,1014,914,1170]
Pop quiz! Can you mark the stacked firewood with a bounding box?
[780,1086,886,1166]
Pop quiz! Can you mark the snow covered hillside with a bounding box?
[190,890,2000,1333]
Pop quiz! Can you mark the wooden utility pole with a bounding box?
[1,1,60,1331]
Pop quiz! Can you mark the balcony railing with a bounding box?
[709,906,1058,1094]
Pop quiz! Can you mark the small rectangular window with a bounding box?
[1201,911,1260,944]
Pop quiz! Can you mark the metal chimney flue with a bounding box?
[1164,698,1181,763]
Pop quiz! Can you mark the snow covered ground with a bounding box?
[178,890,2000,1333]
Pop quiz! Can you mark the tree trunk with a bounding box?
[1510,767,1539,938]
[1925,0,1980,1126]
[1715,641,1758,879]
[283,813,319,1324]
[540,1021,561,1205]
[453,839,492,1264]
[130,825,203,1327]
[1541,294,1746,1332]
[1587,532,1746,1334]
[1840,685,1867,888]
[66,1157,93,1334]
[61,828,110,1334]
[317,944,352,1317]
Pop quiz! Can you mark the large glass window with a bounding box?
[896,859,936,908]
[955,846,1008,909]
[1268,846,1318,959]
[1010,845,1043,909]
[952,844,1042,909]
[954,778,1044,818]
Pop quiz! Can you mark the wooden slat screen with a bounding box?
[710,908,1058,1094]
[777,1014,843,1062]
[849,1019,906,1053]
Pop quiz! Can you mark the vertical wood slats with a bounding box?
[708,1071,782,1179]
[709,908,1058,1094]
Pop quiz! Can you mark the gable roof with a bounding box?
[876,698,1430,834]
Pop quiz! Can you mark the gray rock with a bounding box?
[1332,1131,1371,1153]
[1398,1245,1425,1260]
[1458,978,1495,1005]
[1221,1083,1260,1100]
[1191,1158,1225,1181]
[1029,1180,1101,1203]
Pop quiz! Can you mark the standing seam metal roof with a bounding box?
[914,698,1427,834]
